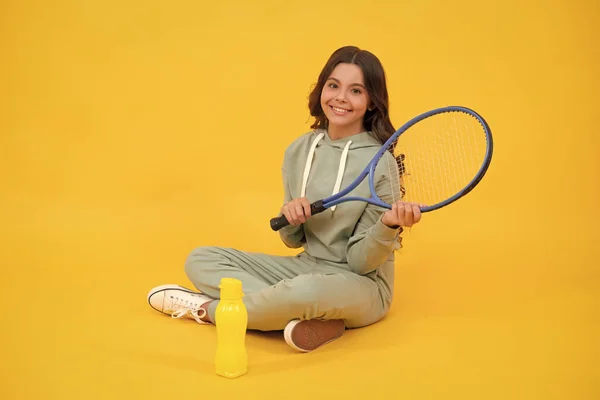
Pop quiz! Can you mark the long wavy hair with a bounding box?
[308,46,407,200]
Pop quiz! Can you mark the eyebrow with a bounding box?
[327,77,366,89]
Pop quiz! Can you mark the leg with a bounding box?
[149,246,389,352]
[184,246,387,330]
[237,268,387,331]
[147,246,311,324]
[248,269,389,352]
[184,245,315,296]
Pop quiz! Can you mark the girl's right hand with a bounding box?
[280,197,312,226]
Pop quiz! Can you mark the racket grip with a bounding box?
[270,200,326,231]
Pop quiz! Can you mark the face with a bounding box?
[320,63,371,135]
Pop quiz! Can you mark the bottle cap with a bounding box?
[218,277,244,300]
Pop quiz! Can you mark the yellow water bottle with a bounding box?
[215,277,248,378]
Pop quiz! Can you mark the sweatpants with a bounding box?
[184,246,391,331]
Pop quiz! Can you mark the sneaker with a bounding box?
[283,319,345,352]
[147,284,213,324]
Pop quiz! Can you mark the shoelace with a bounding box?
[169,295,208,324]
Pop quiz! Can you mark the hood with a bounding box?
[316,129,383,150]
[301,129,382,212]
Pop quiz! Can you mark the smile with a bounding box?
[330,105,352,114]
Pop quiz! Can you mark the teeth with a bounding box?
[332,106,348,113]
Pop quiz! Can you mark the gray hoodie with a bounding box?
[278,129,403,300]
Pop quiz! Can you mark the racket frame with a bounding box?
[270,105,493,231]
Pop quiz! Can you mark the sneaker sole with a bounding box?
[283,319,344,353]
[146,284,201,313]
[283,320,305,352]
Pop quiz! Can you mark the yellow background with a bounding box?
[1,0,598,399]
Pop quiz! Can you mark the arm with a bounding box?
[278,165,306,248]
[345,205,402,276]
[345,154,403,275]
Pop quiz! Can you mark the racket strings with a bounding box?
[383,144,405,206]
[386,111,487,207]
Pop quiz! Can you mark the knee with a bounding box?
[344,306,387,329]
[284,275,321,306]
[285,274,385,327]
[283,274,343,319]
[184,246,218,277]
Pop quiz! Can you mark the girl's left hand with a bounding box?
[381,201,423,229]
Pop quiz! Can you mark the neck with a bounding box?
[327,123,366,141]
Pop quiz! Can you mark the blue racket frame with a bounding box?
[270,106,493,231]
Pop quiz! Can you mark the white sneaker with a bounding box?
[147,284,213,324]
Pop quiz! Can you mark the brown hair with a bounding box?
[308,46,396,145]
[308,46,406,200]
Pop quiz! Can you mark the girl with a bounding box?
[147,46,422,352]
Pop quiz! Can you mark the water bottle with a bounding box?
[215,277,248,378]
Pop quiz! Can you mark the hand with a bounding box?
[281,197,311,226]
[381,201,423,229]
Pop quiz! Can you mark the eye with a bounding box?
[328,83,338,88]
[351,88,362,94]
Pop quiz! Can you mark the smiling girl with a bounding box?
[147,46,423,352]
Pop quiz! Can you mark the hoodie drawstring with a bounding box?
[330,140,352,211]
[300,133,324,198]
[300,133,352,213]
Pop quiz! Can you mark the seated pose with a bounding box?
[147,45,422,352]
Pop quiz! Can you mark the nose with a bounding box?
[334,90,347,103]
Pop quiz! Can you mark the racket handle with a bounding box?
[270,200,326,231]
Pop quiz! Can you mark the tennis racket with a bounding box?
[269,106,493,231]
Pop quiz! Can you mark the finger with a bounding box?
[396,202,405,226]
[281,206,294,226]
[295,204,306,223]
[403,202,414,226]
[288,205,299,226]
[391,201,400,224]
[382,203,395,228]
[412,204,422,223]
[301,198,312,218]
